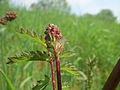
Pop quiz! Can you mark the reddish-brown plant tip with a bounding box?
[0,17,7,25]
[0,11,18,25]
[45,24,62,40]
[5,12,18,21]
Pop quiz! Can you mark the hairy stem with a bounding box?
[54,47,62,90]
[50,60,56,90]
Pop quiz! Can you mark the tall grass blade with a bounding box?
[0,69,15,90]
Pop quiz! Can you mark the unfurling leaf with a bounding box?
[7,50,49,64]
[32,75,50,90]
[17,27,47,47]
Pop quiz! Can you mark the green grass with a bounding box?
[0,3,120,90]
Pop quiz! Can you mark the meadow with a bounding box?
[0,2,120,90]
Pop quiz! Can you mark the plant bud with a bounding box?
[5,12,18,21]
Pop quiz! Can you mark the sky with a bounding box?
[10,0,120,19]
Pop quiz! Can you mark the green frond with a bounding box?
[17,27,47,47]
[7,50,49,64]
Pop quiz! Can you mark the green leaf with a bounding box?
[61,67,79,76]
[0,69,15,90]
[61,67,87,80]
[32,75,50,90]
[7,50,49,64]
[17,28,47,47]
[60,51,75,58]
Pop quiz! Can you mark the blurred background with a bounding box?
[0,0,120,90]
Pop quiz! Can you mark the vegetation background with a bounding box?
[0,0,120,90]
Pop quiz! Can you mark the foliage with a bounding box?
[1,10,76,89]
[17,28,47,47]
[31,0,70,12]
[96,9,116,22]
[0,0,120,90]
[7,50,49,64]
[32,75,50,90]
[0,69,15,90]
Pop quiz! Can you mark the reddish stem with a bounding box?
[54,47,62,90]
[50,60,56,90]
[56,56,62,90]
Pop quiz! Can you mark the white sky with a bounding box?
[10,0,39,9]
[11,0,120,18]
